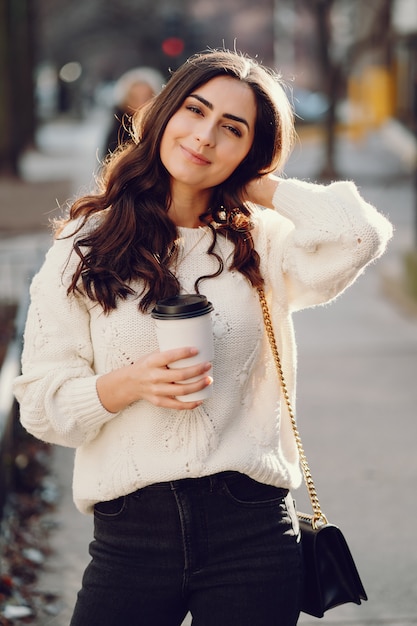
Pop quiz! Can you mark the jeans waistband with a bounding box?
[135,472,288,496]
[143,471,238,493]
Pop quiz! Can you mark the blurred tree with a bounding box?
[0,0,36,176]
[312,0,339,179]
[298,0,394,179]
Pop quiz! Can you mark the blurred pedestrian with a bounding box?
[103,66,164,155]
[13,49,392,625]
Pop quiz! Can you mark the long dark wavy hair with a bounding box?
[59,49,295,312]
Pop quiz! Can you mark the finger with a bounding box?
[148,389,206,410]
[148,361,211,389]
[158,397,204,411]
[154,346,200,367]
[147,373,213,407]
[166,361,212,383]
[156,375,213,398]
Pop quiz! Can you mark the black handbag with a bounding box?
[298,513,367,617]
[258,288,368,618]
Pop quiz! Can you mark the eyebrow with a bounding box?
[189,93,250,130]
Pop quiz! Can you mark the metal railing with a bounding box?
[0,289,29,517]
[0,237,47,519]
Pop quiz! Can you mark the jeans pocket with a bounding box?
[222,473,289,507]
[94,495,127,519]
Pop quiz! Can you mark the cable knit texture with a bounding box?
[13,178,392,514]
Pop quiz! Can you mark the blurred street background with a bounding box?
[1,1,417,624]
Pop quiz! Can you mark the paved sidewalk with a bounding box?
[1,112,417,625]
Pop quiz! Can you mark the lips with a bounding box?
[180,145,211,165]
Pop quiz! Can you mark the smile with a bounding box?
[180,145,211,165]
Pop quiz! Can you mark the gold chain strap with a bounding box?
[257,287,328,528]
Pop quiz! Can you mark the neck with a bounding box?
[168,186,211,228]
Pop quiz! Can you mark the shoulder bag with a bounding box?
[257,287,368,618]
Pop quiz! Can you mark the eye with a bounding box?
[224,125,242,138]
[186,104,203,116]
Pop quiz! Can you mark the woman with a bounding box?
[103,66,165,155]
[13,49,392,625]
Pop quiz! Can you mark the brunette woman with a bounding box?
[14,49,392,625]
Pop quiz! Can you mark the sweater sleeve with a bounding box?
[269,178,393,310]
[13,230,116,448]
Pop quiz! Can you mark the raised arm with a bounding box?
[248,175,393,310]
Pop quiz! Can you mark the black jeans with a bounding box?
[70,472,303,626]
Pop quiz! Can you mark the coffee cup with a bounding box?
[151,294,214,401]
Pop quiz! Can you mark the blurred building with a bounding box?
[392,0,417,129]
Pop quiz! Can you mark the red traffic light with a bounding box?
[162,37,185,57]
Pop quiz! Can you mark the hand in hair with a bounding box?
[244,173,280,209]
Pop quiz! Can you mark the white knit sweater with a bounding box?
[13,178,392,514]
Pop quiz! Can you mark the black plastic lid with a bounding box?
[151,294,214,320]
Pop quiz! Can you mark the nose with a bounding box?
[195,120,215,146]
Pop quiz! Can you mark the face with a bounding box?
[159,75,256,195]
[125,82,155,112]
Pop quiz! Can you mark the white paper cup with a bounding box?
[151,294,214,401]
